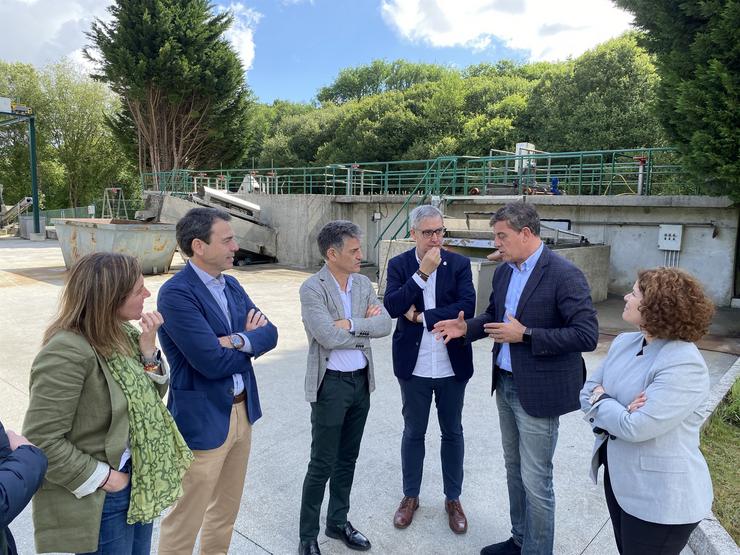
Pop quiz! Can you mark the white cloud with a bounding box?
[0,0,110,68]
[219,3,262,71]
[380,0,635,61]
[0,0,262,74]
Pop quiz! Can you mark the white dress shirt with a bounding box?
[327,273,367,372]
[411,252,454,379]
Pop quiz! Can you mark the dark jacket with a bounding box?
[0,421,47,555]
[467,245,599,417]
[384,248,476,381]
[158,262,278,450]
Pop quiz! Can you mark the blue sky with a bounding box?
[1,0,635,104]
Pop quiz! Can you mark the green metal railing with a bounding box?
[141,147,688,198]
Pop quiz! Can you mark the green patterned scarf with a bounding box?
[105,323,193,524]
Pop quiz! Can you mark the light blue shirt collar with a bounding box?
[189,260,225,287]
[507,241,544,273]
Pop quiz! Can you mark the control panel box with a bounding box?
[658,224,683,251]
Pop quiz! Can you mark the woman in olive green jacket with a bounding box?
[23,253,193,554]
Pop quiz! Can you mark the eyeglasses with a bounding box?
[419,227,446,238]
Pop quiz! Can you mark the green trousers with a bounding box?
[299,370,370,541]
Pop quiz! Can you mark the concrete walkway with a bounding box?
[2,238,735,555]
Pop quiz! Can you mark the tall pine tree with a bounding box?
[615,0,739,198]
[86,0,252,174]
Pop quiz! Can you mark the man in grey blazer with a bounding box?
[298,220,392,555]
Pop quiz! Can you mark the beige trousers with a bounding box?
[158,401,252,555]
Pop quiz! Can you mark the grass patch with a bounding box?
[700,377,740,544]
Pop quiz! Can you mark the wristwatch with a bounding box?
[229,334,245,349]
[522,328,533,343]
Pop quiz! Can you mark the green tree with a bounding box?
[87,0,253,174]
[0,60,134,209]
[614,0,739,198]
[316,91,420,163]
[519,34,663,151]
[317,59,454,105]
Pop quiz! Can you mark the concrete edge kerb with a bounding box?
[689,356,740,554]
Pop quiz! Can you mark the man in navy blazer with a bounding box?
[435,203,598,555]
[157,207,278,555]
[383,205,476,535]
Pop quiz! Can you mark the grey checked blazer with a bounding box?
[300,264,391,402]
[580,332,713,525]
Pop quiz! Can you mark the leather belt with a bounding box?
[325,367,367,378]
[495,365,513,377]
[233,391,246,404]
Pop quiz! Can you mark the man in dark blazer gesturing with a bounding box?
[383,205,476,534]
[157,207,278,554]
[434,202,598,555]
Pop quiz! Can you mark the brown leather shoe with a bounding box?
[393,496,419,529]
[445,499,468,534]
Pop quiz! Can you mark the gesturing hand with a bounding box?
[419,247,442,276]
[432,311,466,344]
[483,313,525,343]
[245,308,268,331]
[139,311,164,359]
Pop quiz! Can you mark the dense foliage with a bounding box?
[0,61,137,209]
[86,0,254,174]
[253,35,663,167]
[615,0,739,198]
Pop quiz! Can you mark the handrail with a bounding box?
[372,157,450,249]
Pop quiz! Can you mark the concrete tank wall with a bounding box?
[378,239,610,312]
[238,192,738,306]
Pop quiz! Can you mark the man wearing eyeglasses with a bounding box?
[383,205,476,535]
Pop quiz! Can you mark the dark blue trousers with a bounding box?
[399,375,467,500]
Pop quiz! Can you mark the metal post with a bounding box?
[28,116,40,234]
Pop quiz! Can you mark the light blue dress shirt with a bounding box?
[189,261,249,394]
[496,242,544,372]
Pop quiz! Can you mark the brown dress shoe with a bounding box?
[445,499,468,534]
[393,496,419,529]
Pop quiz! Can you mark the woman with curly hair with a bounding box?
[580,267,715,555]
[23,252,193,554]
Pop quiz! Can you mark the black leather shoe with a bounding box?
[480,537,521,555]
[298,539,321,555]
[325,521,371,551]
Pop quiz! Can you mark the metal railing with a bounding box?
[141,147,688,198]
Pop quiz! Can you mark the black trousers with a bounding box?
[602,445,698,555]
[299,370,370,541]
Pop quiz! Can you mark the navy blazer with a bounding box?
[384,248,476,381]
[467,245,598,417]
[158,263,278,450]
[1,421,47,555]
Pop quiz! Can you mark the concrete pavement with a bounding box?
[2,237,734,554]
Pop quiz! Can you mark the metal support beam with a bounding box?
[28,116,40,234]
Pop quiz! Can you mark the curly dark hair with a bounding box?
[638,267,715,342]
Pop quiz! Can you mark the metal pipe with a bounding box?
[29,116,40,234]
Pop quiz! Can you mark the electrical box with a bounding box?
[371,211,382,222]
[658,224,683,251]
[515,142,536,172]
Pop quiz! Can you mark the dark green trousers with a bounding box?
[299,370,370,541]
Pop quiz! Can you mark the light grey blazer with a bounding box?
[300,264,392,402]
[580,332,713,525]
